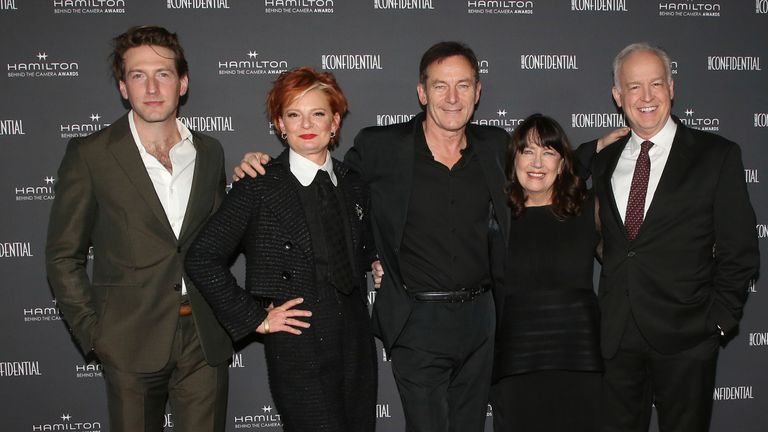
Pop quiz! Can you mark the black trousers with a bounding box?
[266,289,377,432]
[601,314,719,432]
[391,291,494,432]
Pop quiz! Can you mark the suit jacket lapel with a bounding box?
[392,118,417,248]
[179,133,216,243]
[334,159,364,277]
[640,121,695,232]
[107,114,175,238]
[468,125,510,243]
[601,135,630,237]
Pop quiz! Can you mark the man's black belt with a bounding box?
[412,284,491,303]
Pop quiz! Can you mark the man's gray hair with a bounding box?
[612,42,673,90]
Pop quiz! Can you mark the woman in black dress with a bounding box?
[491,113,602,432]
[185,67,376,432]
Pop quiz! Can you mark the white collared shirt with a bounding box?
[289,148,337,186]
[128,110,196,294]
[611,116,677,222]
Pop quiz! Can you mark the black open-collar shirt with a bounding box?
[399,121,492,293]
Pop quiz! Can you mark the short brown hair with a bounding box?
[419,41,480,85]
[266,67,348,147]
[110,25,188,84]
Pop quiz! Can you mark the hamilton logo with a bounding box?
[60,113,111,139]
[6,51,80,78]
[218,51,289,76]
[680,108,720,131]
[659,0,721,17]
[24,298,60,323]
[264,0,335,14]
[472,108,525,132]
[467,0,535,14]
[15,176,55,202]
[30,412,102,432]
[233,404,283,427]
[53,0,126,14]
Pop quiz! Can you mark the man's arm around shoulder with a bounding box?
[344,125,381,179]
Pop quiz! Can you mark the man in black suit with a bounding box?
[585,42,759,431]
[346,42,509,432]
[237,42,509,432]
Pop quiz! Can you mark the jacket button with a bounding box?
[177,246,182,253]
[173,283,181,291]
[284,241,292,250]
[627,251,636,257]
[281,272,292,281]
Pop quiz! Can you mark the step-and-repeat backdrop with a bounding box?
[1,1,766,431]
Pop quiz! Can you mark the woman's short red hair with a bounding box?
[266,67,348,146]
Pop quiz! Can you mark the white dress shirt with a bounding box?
[289,148,337,186]
[611,116,677,222]
[128,111,196,295]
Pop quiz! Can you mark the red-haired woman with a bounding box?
[186,67,376,432]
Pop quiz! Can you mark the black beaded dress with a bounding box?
[491,194,603,432]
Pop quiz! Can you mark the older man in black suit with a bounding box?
[583,42,759,432]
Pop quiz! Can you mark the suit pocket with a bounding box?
[91,283,137,355]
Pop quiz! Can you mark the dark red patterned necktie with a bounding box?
[624,140,654,241]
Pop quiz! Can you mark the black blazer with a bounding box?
[185,150,371,341]
[591,118,759,357]
[344,112,510,352]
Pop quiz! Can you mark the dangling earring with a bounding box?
[281,132,287,140]
[330,130,336,139]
